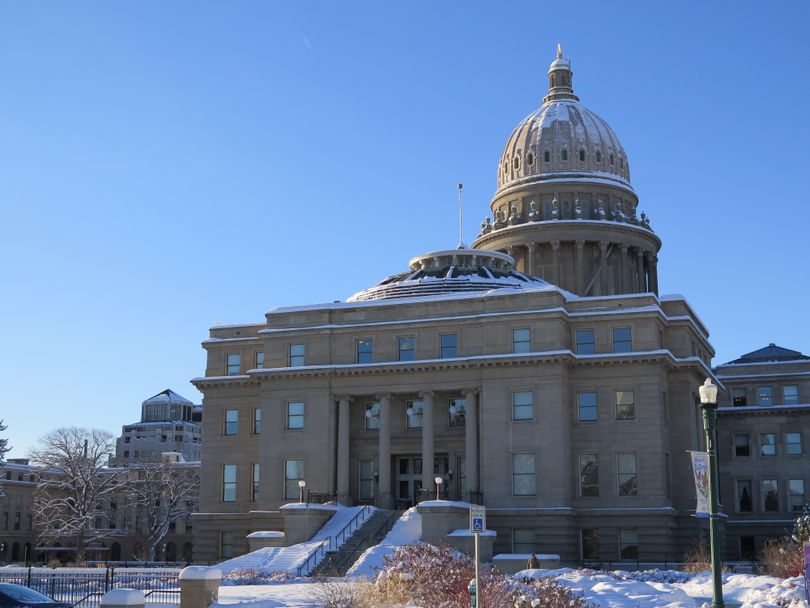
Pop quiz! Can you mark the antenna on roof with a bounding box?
[457,183,466,249]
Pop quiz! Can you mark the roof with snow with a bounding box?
[142,389,193,405]
[722,343,810,365]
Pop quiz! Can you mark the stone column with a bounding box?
[377,393,392,508]
[636,248,646,292]
[551,240,561,286]
[650,254,659,295]
[525,243,536,276]
[643,251,652,294]
[599,240,609,295]
[420,391,435,491]
[620,244,629,293]
[336,396,351,505]
[575,240,584,295]
[463,389,479,502]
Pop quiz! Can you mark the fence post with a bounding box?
[27,565,32,587]
[106,567,111,592]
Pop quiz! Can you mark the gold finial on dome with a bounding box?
[557,43,563,59]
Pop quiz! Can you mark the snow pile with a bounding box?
[680,572,808,608]
[346,507,421,577]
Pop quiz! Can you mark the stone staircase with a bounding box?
[311,509,401,577]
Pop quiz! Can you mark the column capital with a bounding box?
[551,239,561,250]
[643,250,653,260]
[375,392,393,401]
[461,388,479,396]
[575,239,585,249]
[335,395,353,403]
[620,243,629,253]
[600,240,609,251]
[526,242,537,252]
[418,390,435,400]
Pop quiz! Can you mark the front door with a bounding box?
[395,456,422,508]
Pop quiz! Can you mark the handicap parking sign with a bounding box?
[470,505,486,534]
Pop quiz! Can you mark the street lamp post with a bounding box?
[435,476,443,501]
[298,479,306,504]
[698,378,725,608]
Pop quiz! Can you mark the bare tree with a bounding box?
[0,419,9,464]
[30,427,124,563]
[125,460,199,561]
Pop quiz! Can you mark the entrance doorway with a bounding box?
[394,454,450,508]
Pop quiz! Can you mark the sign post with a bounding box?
[469,505,486,608]
[804,542,809,603]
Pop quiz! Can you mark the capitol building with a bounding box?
[188,48,809,565]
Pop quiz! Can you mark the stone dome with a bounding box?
[496,47,631,195]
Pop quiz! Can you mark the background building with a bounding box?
[0,459,36,564]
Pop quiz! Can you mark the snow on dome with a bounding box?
[142,389,193,406]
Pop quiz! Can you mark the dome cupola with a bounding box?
[544,44,579,103]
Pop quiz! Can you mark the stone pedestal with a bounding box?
[246,531,285,551]
[417,501,497,562]
[279,504,336,545]
[444,529,496,562]
[100,589,144,608]
[178,567,221,608]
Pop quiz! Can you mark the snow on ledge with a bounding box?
[418,500,473,508]
[494,553,560,560]
[278,502,339,511]
[447,528,496,537]
[246,531,285,538]
[101,589,145,605]
[179,566,222,581]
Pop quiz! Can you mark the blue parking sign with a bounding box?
[469,505,486,534]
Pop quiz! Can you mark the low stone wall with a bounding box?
[493,553,561,574]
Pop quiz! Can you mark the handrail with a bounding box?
[331,505,371,551]
[295,536,331,577]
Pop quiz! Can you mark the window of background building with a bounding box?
[224,410,238,436]
[732,388,747,407]
[619,529,639,559]
[220,532,234,559]
[226,353,240,376]
[734,434,750,457]
[253,409,261,434]
[251,464,260,502]
[790,479,805,512]
[581,529,599,560]
[612,327,632,353]
[356,339,373,364]
[762,479,779,512]
[365,402,380,430]
[575,329,595,354]
[406,400,423,428]
[513,529,536,553]
[255,351,264,369]
[289,343,305,367]
[287,402,304,429]
[440,333,457,358]
[512,453,536,496]
[578,392,597,422]
[513,328,531,353]
[285,460,304,500]
[757,386,773,406]
[448,398,466,427]
[222,465,237,502]
[617,453,637,496]
[736,480,753,512]
[786,432,802,455]
[740,536,756,560]
[359,460,374,501]
[579,454,599,497]
[760,433,776,456]
[784,385,799,405]
[615,390,635,420]
[512,391,533,421]
[398,336,415,361]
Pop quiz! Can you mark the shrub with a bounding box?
[683,539,711,573]
[760,538,804,578]
[220,568,303,585]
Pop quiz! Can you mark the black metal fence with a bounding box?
[0,567,180,607]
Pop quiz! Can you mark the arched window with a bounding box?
[513,155,520,170]
[543,150,550,163]
[551,75,556,87]
[620,158,625,169]
[527,152,534,166]
[595,150,602,163]
[609,154,615,166]
[561,149,568,162]
[579,149,586,162]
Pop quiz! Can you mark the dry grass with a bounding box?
[759,538,804,578]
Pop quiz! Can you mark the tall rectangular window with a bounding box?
[757,386,773,406]
[222,465,237,502]
[220,532,234,559]
[512,328,531,353]
[512,390,534,421]
[575,329,595,354]
[251,463,260,502]
[406,400,423,428]
[579,453,599,497]
[578,391,597,422]
[440,333,457,358]
[512,453,536,496]
[224,410,238,436]
[398,336,415,361]
[512,529,536,553]
[289,343,305,367]
[760,433,776,456]
[255,351,265,369]
[619,529,639,559]
[789,479,805,512]
[732,388,747,407]
[762,479,779,512]
[448,397,466,427]
[734,433,750,457]
[226,353,241,375]
[783,385,799,405]
[365,402,380,430]
[285,460,304,500]
[612,327,632,353]
[786,432,802,455]
[736,480,753,512]
[253,408,262,434]
[617,453,637,496]
[357,339,373,364]
[287,402,304,429]
[581,529,600,560]
[359,460,375,501]
[615,390,635,420]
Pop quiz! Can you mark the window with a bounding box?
[789,479,805,512]
[760,433,776,456]
[561,149,568,162]
[543,150,550,163]
[575,329,595,354]
[786,432,802,455]
[226,353,240,375]
[581,529,599,560]
[285,460,304,500]
[579,454,599,497]
[762,479,779,512]
[612,327,632,353]
[224,410,238,436]
[740,536,756,560]
[619,529,638,559]
[440,333,457,358]
[513,529,536,553]
[512,328,531,353]
[406,400,423,428]
[512,390,533,421]
[527,152,534,166]
[784,385,799,405]
[595,150,602,163]
[615,390,635,420]
[617,453,637,496]
[251,464,260,502]
[365,402,380,430]
[734,434,750,457]
[287,402,304,429]
[253,408,262,434]
[357,339,373,364]
[578,392,597,422]
[513,156,520,169]
[736,480,753,512]
[220,532,234,559]
[448,397,466,427]
[757,386,773,406]
[732,388,747,407]
[360,460,375,501]
[512,453,536,496]
[222,465,237,502]
[579,149,586,162]
[255,351,265,369]
[398,336,415,361]
[289,343,305,367]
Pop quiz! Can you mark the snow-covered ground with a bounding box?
[345,506,421,577]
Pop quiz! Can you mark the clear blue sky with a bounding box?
[2,2,809,458]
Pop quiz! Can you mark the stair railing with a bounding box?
[296,536,332,577]
[331,505,371,551]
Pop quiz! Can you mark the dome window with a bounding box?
[561,149,568,162]
[527,152,534,166]
[595,150,602,163]
[513,156,520,170]
[609,154,615,166]
[579,149,586,162]
[620,158,625,169]
[543,150,550,163]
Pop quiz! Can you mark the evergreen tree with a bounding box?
[0,419,9,464]
[794,503,810,544]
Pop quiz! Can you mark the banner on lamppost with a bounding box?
[803,543,809,603]
[689,451,710,518]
